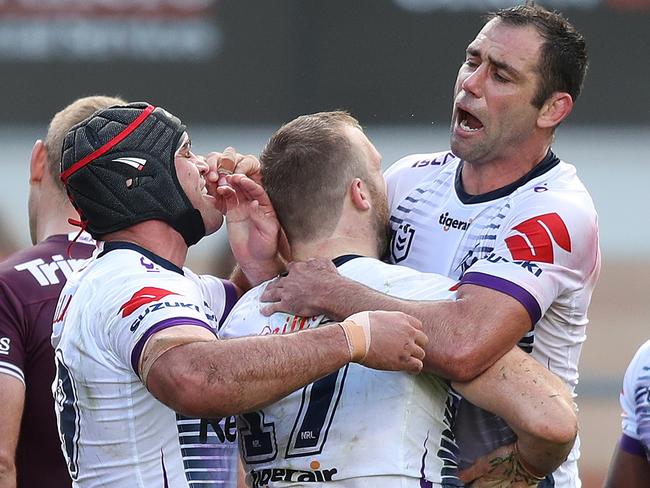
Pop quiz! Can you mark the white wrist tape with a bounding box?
[338,311,372,363]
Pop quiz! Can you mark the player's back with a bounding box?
[0,233,94,488]
[220,255,462,487]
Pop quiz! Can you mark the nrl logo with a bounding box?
[390,223,415,263]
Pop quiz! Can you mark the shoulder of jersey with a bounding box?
[514,161,596,213]
[385,150,459,176]
[630,340,650,371]
[338,256,420,284]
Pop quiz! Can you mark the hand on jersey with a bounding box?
[352,310,428,374]
[261,258,347,318]
[459,443,544,488]
[221,173,282,280]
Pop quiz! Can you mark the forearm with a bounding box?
[454,347,577,475]
[229,265,251,293]
[236,255,285,289]
[313,278,519,381]
[149,325,350,418]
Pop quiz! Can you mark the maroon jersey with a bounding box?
[0,233,94,488]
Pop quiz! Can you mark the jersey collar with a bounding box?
[332,254,364,268]
[98,241,184,275]
[455,150,561,204]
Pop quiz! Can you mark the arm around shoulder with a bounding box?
[143,311,427,418]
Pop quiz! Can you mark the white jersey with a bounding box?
[620,340,650,460]
[220,256,462,488]
[51,242,239,487]
[385,150,601,487]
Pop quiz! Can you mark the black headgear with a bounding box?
[60,102,205,246]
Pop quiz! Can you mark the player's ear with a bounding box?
[537,92,573,129]
[349,178,371,211]
[29,139,48,184]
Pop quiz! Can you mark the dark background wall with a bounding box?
[1,0,648,126]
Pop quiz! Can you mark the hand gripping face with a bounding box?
[60,102,205,246]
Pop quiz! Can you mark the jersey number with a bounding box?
[54,351,81,480]
[239,366,348,464]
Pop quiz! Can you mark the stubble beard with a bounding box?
[370,186,391,260]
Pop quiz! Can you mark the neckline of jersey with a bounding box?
[454,149,561,204]
[332,254,364,268]
[98,241,184,275]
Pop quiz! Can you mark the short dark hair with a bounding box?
[488,2,588,108]
[260,111,366,244]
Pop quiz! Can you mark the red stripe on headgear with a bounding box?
[60,104,156,183]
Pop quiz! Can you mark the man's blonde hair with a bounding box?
[45,95,126,190]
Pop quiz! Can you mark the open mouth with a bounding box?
[457,108,484,132]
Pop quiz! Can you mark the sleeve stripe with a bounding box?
[620,433,648,458]
[130,317,214,378]
[459,272,542,325]
[219,279,239,326]
[0,361,25,385]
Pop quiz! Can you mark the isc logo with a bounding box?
[0,337,10,355]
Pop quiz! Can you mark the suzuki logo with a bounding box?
[119,287,176,317]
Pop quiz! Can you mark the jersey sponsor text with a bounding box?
[13,255,86,286]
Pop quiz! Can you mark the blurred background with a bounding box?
[0,0,648,485]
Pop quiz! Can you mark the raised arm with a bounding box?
[144,310,427,418]
[261,258,530,382]
[453,347,576,485]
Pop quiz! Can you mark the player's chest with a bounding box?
[388,187,510,278]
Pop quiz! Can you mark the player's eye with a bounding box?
[493,72,509,83]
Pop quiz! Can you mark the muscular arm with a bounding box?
[453,347,576,477]
[144,311,426,418]
[605,439,650,488]
[262,260,530,381]
[147,326,348,418]
[0,375,25,488]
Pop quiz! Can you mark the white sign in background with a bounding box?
[0,0,221,61]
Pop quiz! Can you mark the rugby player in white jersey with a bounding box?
[605,340,650,487]
[261,5,600,487]
[220,111,576,487]
[51,102,428,488]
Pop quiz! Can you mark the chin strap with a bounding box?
[67,217,89,257]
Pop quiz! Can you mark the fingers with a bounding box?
[226,174,274,211]
[233,154,262,183]
[406,357,424,375]
[219,147,238,174]
[414,329,429,349]
[205,148,261,186]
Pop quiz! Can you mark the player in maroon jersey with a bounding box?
[0,96,124,488]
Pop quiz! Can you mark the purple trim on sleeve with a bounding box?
[460,272,542,325]
[130,317,213,378]
[620,433,648,458]
[218,279,239,326]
